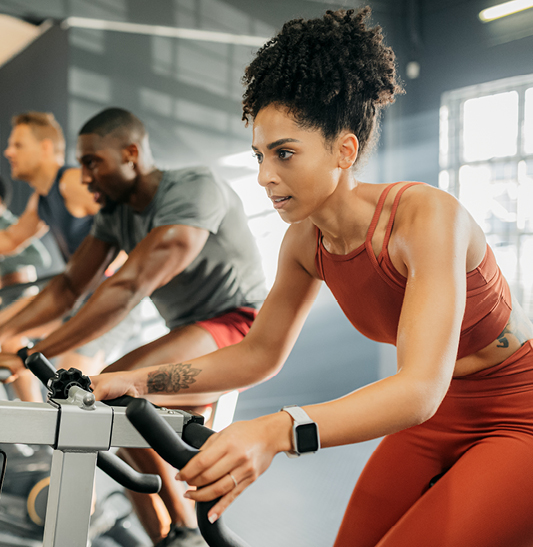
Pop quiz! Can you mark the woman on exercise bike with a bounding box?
[91,8,533,546]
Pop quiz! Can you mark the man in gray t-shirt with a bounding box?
[0,108,266,547]
[91,165,265,330]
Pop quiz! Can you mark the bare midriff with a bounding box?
[453,294,533,377]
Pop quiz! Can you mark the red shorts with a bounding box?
[196,307,257,349]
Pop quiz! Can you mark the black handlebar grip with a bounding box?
[182,421,216,450]
[126,398,251,547]
[102,395,138,407]
[196,500,252,547]
[97,451,161,494]
[126,398,198,467]
[25,353,56,386]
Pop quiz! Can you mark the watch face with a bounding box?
[296,422,319,453]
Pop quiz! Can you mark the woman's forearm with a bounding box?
[130,340,282,398]
[304,372,445,448]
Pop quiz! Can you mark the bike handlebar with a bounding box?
[126,397,251,547]
[25,351,56,386]
[97,451,161,494]
[23,353,161,495]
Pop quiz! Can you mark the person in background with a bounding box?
[0,174,53,395]
[1,107,267,547]
[0,174,52,291]
[1,111,138,395]
[91,9,533,547]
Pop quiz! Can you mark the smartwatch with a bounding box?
[280,405,320,457]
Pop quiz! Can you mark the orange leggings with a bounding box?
[335,340,533,547]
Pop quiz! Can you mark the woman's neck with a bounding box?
[312,180,378,255]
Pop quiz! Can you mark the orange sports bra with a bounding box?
[314,182,512,360]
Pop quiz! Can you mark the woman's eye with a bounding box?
[252,152,263,164]
[278,150,293,160]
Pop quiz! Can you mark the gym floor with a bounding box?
[100,287,389,547]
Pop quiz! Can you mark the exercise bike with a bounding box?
[0,354,202,547]
[0,421,143,547]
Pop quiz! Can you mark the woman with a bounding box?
[92,8,533,546]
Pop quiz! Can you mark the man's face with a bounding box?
[4,124,45,183]
[76,133,136,210]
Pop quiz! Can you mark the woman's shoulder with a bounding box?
[393,182,464,223]
[281,220,321,278]
[391,182,485,266]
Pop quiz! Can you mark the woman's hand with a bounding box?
[0,352,25,382]
[90,370,140,400]
[177,412,293,522]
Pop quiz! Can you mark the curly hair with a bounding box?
[242,7,403,159]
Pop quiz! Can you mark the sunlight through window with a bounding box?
[442,75,533,317]
[463,91,519,162]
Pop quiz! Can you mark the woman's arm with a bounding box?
[91,223,322,401]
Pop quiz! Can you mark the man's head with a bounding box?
[77,108,154,212]
[4,112,66,183]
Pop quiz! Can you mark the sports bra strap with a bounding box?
[381,182,425,255]
[366,182,401,245]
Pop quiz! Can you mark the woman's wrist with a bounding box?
[256,411,294,454]
[131,368,148,397]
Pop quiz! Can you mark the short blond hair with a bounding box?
[12,112,65,156]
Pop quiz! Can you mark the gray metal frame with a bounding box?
[0,387,188,547]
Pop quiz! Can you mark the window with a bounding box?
[441,75,533,318]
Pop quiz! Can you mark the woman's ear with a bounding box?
[337,133,358,169]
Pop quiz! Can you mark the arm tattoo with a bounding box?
[146,363,201,394]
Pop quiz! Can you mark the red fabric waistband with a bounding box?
[447,339,533,397]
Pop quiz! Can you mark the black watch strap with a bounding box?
[16,346,31,368]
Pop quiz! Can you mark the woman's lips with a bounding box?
[271,195,291,209]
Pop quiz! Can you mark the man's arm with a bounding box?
[0,235,116,344]
[0,193,48,255]
[59,168,100,217]
[28,224,210,359]
[91,223,322,403]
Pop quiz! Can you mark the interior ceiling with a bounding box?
[0,14,43,68]
[0,1,503,23]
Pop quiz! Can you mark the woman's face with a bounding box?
[252,104,348,225]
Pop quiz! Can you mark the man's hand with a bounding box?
[0,352,26,382]
[90,370,140,401]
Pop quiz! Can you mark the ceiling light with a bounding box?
[479,0,533,22]
[63,17,267,47]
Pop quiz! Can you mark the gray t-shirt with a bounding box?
[90,166,267,329]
